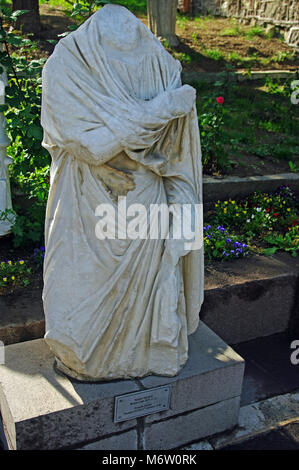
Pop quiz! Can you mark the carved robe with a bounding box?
[41,5,204,380]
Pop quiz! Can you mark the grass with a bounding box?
[107,0,147,14]
[204,48,224,61]
[173,52,192,64]
[199,47,297,68]
[39,0,72,9]
[39,0,147,14]
[193,77,299,174]
[220,24,273,40]
[245,26,265,39]
[219,26,242,37]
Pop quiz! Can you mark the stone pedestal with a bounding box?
[0,322,244,450]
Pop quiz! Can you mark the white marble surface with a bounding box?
[0,66,13,237]
[41,5,204,381]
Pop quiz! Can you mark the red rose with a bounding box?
[273,213,279,217]
[266,208,270,213]
[292,220,298,227]
[216,96,224,104]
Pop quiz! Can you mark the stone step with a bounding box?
[182,70,298,85]
[203,172,299,206]
[183,390,299,451]
[0,253,298,347]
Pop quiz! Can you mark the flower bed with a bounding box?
[204,185,299,262]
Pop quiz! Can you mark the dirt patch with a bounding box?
[222,130,297,178]
[173,16,298,73]
[205,251,299,290]
[28,8,299,73]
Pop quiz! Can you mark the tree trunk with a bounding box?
[147,0,179,47]
[12,0,41,34]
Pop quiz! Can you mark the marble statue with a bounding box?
[0,63,13,237]
[41,5,204,381]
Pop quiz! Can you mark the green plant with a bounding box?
[263,225,299,257]
[32,246,45,268]
[271,51,296,63]
[191,32,199,43]
[245,26,265,39]
[176,13,188,31]
[226,52,243,64]
[61,0,111,30]
[0,259,31,290]
[203,224,250,262]
[214,188,298,236]
[219,26,242,37]
[0,7,50,247]
[289,161,299,173]
[197,96,232,173]
[204,48,224,61]
[173,52,191,64]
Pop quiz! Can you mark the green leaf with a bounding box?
[263,247,278,256]
[11,10,30,19]
[27,125,43,140]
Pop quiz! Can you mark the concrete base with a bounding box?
[0,322,244,450]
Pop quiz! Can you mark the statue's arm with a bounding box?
[143,85,196,122]
[69,85,197,167]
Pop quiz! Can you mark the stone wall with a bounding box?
[190,0,299,48]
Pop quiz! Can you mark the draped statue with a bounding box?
[41,5,204,381]
[0,64,13,237]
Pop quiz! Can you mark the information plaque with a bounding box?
[114,385,172,423]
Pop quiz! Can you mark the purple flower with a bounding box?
[226,238,231,243]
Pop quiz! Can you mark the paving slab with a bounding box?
[210,391,299,449]
[234,332,299,400]
[222,427,299,450]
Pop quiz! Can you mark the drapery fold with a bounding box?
[41,6,204,380]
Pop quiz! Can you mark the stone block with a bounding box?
[201,274,298,344]
[140,322,244,424]
[78,430,138,450]
[143,396,241,450]
[203,173,299,204]
[0,323,245,450]
[0,339,140,449]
